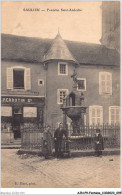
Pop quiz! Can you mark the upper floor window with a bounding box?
[77,78,86,91]
[58,62,68,75]
[99,72,112,95]
[89,105,103,125]
[7,66,31,90]
[13,69,24,89]
[57,89,68,104]
[109,106,120,125]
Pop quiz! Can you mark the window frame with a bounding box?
[109,106,120,125]
[58,62,68,76]
[77,78,86,91]
[13,68,24,89]
[99,72,112,95]
[89,105,103,125]
[57,89,69,104]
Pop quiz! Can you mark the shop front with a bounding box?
[1,95,45,144]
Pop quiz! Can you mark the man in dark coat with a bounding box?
[94,128,104,156]
[43,124,53,159]
[54,123,68,158]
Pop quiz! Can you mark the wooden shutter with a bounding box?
[7,68,13,89]
[116,107,120,124]
[84,114,86,125]
[89,106,92,125]
[25,68,31,90]
[99,72,112,95]
[99,73,105,94]
[106,73,112,94]
[57,89,60,104]
[99,107,103,125]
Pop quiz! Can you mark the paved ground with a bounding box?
[1,149,120,188]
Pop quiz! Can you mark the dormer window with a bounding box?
[58,62,68,75]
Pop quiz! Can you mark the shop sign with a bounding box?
[1,96,44,104]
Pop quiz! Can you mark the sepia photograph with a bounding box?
[1,0,121,191]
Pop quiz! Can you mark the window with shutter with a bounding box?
[7,66,31,90]
[89,105,103,125]
[99,72,112,95]
[109,106,120,125]
[7,68,13,89]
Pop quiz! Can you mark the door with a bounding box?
[13,107,22,139]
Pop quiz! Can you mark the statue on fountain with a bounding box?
[71,69,78,85]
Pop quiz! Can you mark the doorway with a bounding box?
[13,107,22,139]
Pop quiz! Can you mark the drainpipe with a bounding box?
[44,63,47,126]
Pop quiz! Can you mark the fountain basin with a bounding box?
[61,106,87,120]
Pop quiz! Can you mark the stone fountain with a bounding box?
[61,70,88,135]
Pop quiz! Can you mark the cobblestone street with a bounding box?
[1,149,120,188]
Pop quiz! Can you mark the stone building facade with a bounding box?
[1,32,120,142]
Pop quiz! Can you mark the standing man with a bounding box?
[94,128,104,156]
[54,123,67,158]
[43,124,53,159]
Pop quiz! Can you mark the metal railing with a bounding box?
[20,123,120,151]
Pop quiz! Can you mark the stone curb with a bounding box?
[16,148,120,157]
[1,145,120,157]
[1,145,21,149]
[71,150,120,157]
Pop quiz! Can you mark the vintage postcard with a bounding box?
[1,0,121,193]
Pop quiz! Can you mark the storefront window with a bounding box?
[23,107,37,118]
[1,106,12,116]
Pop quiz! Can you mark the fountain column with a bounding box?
[80,92,85,127]
[63,110,67,129]
[62,97,67,130]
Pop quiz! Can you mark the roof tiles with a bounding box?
[1,33,119,66]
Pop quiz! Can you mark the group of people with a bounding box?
[42,123,68,158]
[42,123,104,159]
